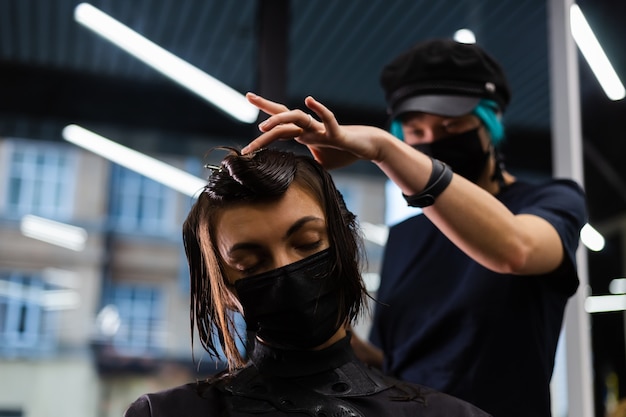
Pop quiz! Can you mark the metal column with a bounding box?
[548,0,595,416]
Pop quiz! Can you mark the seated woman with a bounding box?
[124,147,490,417]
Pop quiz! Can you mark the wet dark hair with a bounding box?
[182,147,366,371]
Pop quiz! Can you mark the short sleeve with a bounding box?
[520,179,587,294]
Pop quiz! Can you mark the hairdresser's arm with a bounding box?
[244,94,565,276]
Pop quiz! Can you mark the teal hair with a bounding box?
[473,99,505,145]
[388,99,505,145]
[390,119,405,141]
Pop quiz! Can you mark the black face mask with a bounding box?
[413,128,490,184]
[234,249,342,350]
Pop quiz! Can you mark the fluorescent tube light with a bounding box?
[41,290,81,310]
[42,268,81,289]
[570,4,625,101]
[20,214,88,251]
[584,294,626,313]
[580,223,605,251]
[62,124,206,198]
[74,2,259,123]
[609,278,626,295]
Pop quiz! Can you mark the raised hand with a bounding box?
[244,93,387,170]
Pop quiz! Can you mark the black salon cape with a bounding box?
[124,335,491,417]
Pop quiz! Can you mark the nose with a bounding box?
[272,250,301,270]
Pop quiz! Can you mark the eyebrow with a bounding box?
[226,215,325,256]
[286,215,324,238]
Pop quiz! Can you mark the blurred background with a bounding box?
[0,0,625,416]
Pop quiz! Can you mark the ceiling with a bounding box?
[1,0,626,224]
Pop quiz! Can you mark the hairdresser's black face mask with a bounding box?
[413,128,490,184]
[234,249,342,350]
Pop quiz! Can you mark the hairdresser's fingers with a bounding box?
[304,95,384,162]
[241,125,304,154]
[242,107,316,155]
[254,108,315,134]
[246,92,289,116]
[304,96,341,138]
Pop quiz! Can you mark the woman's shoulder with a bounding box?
[392,381,492,416]
[123,381,221,417]
[367,370,492,417]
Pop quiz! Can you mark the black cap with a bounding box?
[380,39,511,119]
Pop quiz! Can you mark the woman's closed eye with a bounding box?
[296,240,324,253]
[233,256,264,277]
[229,240,326,278]
[221,249,262,277]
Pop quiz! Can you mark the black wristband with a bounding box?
[403,158,453,208]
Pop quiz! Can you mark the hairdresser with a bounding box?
[243,39,587,417]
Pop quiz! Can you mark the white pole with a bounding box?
[547,0,595,416]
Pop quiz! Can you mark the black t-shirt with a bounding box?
[370,179,587,417]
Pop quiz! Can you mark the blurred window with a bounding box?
[105,284,165,356]
[108,164,177,236]
[0,271,58,357]
[5,139,76,219]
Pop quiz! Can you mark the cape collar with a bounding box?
[249,333,355,378]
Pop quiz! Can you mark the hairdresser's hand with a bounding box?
[244,93,389,170]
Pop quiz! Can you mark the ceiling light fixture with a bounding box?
[584,294,626,313]
[20,214,88,251]
[73,2,259,123]
[579,222,605,252]
[570,4,625,101]
[453,29,476,44]
[609,278,626,295]
[62,124,206,198]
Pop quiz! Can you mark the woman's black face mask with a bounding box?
[413,128,490,184]
[234,249,342,350]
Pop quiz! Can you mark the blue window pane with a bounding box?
[108,164,176,235]
[0,271,59,358]
[104,284,165,356]
[5,140,75,219]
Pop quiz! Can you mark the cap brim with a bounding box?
[392,95,481,118]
